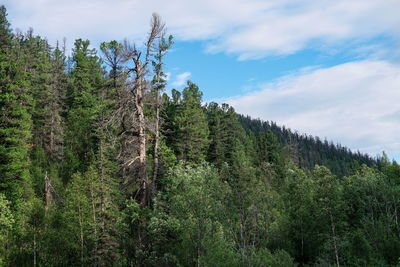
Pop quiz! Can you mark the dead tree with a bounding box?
[123,13,165,206]
[44,172,51,213]
[151,33,172,197]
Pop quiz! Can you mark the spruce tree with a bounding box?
[0,7,33,208]
[207,102,247,168]
[171,81,209,163]
[63,39,104,180]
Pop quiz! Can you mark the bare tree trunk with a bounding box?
[50,113,54,157]
[329,212,340,267]
[301,221,304,262]
[152,104,160,197]
[33,232,37,267]
[133,61,148,207]
[99,131,106,228]
[44,172,51,213]
[78,204,84,266]
[239,208,247,266]
[121,14,165,207]
[98,132,106,267]
[152,62,162,197]
[90,182,98,259]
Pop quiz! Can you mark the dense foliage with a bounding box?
[1,6,400,266]
[238,116,379,177]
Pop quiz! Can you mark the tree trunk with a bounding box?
[329,212,340,267]
[78,204,84,266]
[50,113,54,157]
[33,232,37,267]
[134,61,148,207]
[90,183,98,259]
[124,13,165,205]
[152,57,162,197]
[44,172,51,213]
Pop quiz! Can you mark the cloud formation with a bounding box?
[172,72,191,87]
[6,0,400,59]
[224,60,400,156]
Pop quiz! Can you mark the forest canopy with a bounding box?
[1,6,400,266]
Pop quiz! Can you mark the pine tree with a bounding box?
[171,81,209,163]
[63,39,104,180]
[0,7,33,208]
[257,131,286,181]
[100,40,124,91]
[207,102,247,168]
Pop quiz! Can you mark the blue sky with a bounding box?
[4,0,400,161]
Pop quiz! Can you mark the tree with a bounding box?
[100,40,124,90]
[153,163,237,267]
[0,5,11,50]
[207,103,247,168]
[63,39,104,181]
[151,32,173,196]
[0,193,14,265]
[170,81,209,163]
[280,166,323,264]
[313,166,344,267]
[0,7,33,209]
[63,165,122,266]
[122,13,165,206]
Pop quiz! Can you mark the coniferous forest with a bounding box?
[1,6,400,266]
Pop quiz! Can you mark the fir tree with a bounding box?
[171,81,209,163]
[0,7,33,208]
[63,39,104,180]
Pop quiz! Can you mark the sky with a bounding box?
[3,0,400,161]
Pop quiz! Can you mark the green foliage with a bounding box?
[0,193,14,265]
[206,102,247,168]
[100,40,124,89]
[0,6,399,266]
[0,6,11,50]
[247,248,297,267]
[239,115,376,176]
[63,39,105,180]
[150,163,237,266]
[167,81,209,163]
[63,165,122,265]
[0,8,33,209]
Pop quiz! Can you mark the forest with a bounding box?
[1,5,400,266]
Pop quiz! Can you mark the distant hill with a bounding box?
[238,115,377,176]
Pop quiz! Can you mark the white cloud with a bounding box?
[171,72,191,87]
[4,0,400,59]
[223,60,400,156]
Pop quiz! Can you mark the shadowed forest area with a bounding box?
[1,6,400,266]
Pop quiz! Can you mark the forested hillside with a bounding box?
[1,6,400,266]
[238,116,378,177]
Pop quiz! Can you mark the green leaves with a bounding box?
[152,163,236,266]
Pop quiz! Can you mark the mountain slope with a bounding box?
[238,115,377,176]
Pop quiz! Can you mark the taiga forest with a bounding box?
[1,5,400,267]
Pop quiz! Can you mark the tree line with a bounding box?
[238,116,379,177]
[1,6,400,266]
